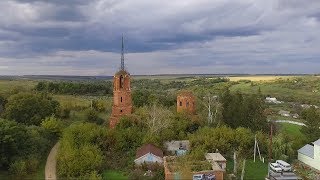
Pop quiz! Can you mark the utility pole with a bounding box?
[233,151,237,175]
[268,123,273,178]
[254,134,262,162]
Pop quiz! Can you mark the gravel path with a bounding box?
[45,142,60,180]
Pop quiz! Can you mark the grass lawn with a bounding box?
[244,159,268,179]
[103,170,128,180]
[226,159,268,179]
[279,123,304,138]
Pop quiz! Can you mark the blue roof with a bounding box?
[313,139,320,146]
[298,144,314,158]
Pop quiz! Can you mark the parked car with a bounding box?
[270,163,282,173]
[193,174,216,180]
[276,160,292,172]
[193,174,204,180]
[206,174,216,180]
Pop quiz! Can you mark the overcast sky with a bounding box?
[0,0,319,75]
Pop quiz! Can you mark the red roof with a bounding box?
[136,144,163,159]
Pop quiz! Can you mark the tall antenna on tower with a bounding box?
[121,35,125,70]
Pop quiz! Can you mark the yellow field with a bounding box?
[227,76,295,82]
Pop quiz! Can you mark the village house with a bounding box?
[134,144,164,165]
[205,153,227,171]
[298,139,320,171]
[164,140,190,156]
[265,97,283,104]
[278,110,290,117]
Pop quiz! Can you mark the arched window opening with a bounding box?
[179,101,182,106]
[120,75,124,88]
[121,97,123,102]
[120,109,123,113]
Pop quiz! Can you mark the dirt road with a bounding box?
[45,142,60,180]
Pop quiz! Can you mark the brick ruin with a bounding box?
[109,37,132,128]
[177,91,196,114]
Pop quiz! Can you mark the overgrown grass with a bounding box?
[0,160,45,180]
[226,159,268,179]
[244,159,268,179]
[0,80,36,94]
[279,123,304,138]
[102,170,128,180]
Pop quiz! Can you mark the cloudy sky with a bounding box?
[0,0,319,75]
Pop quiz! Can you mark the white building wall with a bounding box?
[314,145,320,160]
[298,153,320,171]
[134,153,163,165]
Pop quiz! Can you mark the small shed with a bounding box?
[134,144,164,165]
[164,140,190,156]
[205,153,227,170]
[278,110,290,117]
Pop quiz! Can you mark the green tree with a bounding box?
[57,123,106,178]
[85,109,104,125]
[4,93,60,125]
[41,116,63,139]
[0,119,27,168]
[301,107,320,142]
[272,133,294,162]
[0,119,52,170]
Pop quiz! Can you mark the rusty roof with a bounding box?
[136,144,163,159]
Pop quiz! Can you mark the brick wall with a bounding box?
[177,91,196,114]
[109,71,132,128]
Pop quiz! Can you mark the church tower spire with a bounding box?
[109,36,132,129]
[121,35,125,70]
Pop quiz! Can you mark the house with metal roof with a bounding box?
[297,139,320,171]
[134,144,164,165]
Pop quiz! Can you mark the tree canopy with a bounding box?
[4,93,60,125]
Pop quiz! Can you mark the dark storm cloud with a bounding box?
[0,0,320,75]
[13,0,93,5]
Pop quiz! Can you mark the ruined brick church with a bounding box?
[109,37,132,128]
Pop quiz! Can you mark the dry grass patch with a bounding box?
[228,76,295,82]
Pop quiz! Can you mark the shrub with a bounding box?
[9,160,27,176]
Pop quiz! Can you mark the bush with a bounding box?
[85,109,104,125]
[4,92,60,125]
[9,160,27,176]
[26,156,39,173]
[59,107,71,119]
[41,116,63,139]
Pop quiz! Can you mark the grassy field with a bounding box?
[226,159,268,179]
[230,81,320,105]
[103,170,128,180]
[244,159,268,179]
[0,80,37,94]
[279,123,304,138]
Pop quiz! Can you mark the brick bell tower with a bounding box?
[109,36,132,128]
